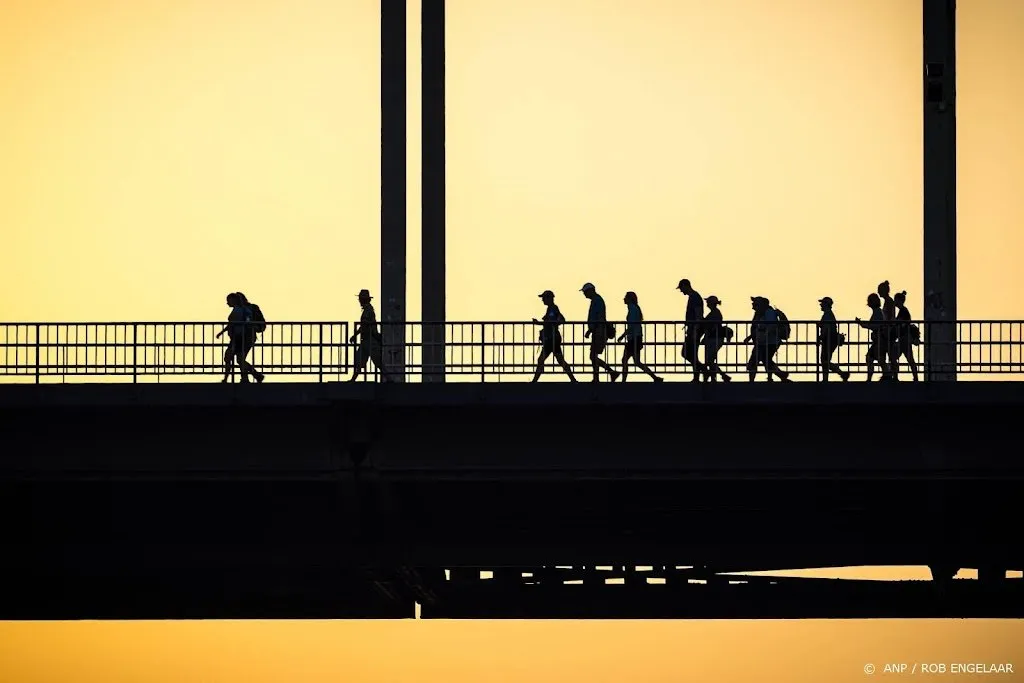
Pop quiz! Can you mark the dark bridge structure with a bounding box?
[4,0,1022,620]
[1,319,1023,619]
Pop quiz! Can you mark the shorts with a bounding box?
[622,336,644,360]
[589,328,608,355]
[540,332,563,356]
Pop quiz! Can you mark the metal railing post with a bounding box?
[34,323,40,384]
[132,323,138,384]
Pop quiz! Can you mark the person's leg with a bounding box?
[239,338,263,382]
[888,337,900,380]
[634,340,661,381]
[349,344,370,381]
[903,342,919,381]
[619,344,632,381]
[685,330,705,380]
[532,341,552,382]
[552,348,577,382]
[589,333,616,381]
[747,347,760,382]
[222,343,235,382]
[764,344,789,381]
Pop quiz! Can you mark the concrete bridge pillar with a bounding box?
[923,0,957,381]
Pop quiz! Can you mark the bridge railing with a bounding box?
[0,320,1021,383]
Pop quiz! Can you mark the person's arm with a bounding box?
[349,320,361,343]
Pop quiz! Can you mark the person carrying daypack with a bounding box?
[775,307,791,342]
[215,292,265,384]
[580,282,619,383]
[743,296,791,382]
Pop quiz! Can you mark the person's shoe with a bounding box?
[722,374,732,383]
[610,370,620,382]
[653,376,664,383]
[255,373,265,384]
[841,371,851,382]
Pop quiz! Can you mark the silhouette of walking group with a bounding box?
[528,279,920,383]
[219,279,921,383]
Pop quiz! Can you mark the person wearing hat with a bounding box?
[580,283,619,383]
[817,297,850,382]
[531,290,577,383]
[701,295,731,382]
[676,279,708,382]
[744,296,790,382]
[348,288,388,382]
[616,291,663,382]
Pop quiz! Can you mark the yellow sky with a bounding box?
[2,0,1023,680]
[1,0,1023,325]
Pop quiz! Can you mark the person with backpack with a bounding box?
[215,292,264,384]
[235,292,265,382]
[580,283,619,383]
[816,296,850,382]
[348,289,390,382]
[743,296,791,382]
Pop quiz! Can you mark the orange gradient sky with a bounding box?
[1,0,1023,680]
[1,0,1023,325]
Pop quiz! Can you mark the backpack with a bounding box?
[775,309,791,341]
[248,304,266,334]
[909,323,921,346]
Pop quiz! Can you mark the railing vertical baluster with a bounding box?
[318,323,324,383]
[480,323,486,383]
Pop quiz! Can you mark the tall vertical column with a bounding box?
[422,0,446,382]
[381,0,407,382]
[923,0,957,381]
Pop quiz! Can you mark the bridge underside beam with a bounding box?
[2,565,1020,620]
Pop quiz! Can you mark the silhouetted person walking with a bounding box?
[893,290,920,381]
[616,291,662,382]
[701,295,731,382]
[581,283,619,382]
[878,280,897,380]
[676,279,707,382]
[348,289,389,382]
[532,290,577,383]
[817,297,850,382]
[216,292,264,384]
[856,292,888,381]
[744,296,790,382]
[235,292,265,380]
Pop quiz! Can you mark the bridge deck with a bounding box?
[1,381,1022,480]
